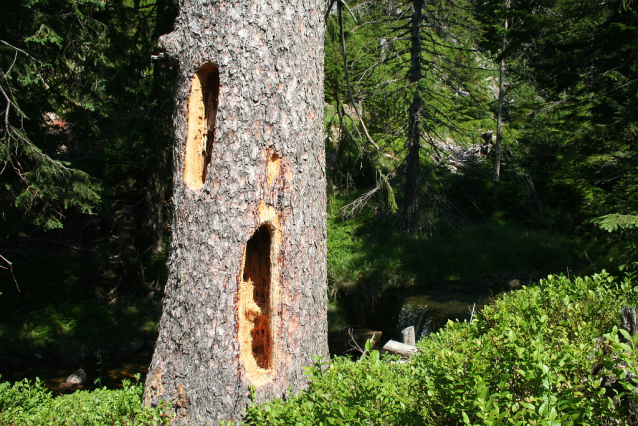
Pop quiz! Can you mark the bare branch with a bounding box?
[338,186,379,220]
[0,254,19,292]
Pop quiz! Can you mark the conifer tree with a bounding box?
[325,0,489,231]
[143,0,327,423]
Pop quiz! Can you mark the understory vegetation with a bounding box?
[0,375,172,425]
[248,272,638,425]
[4,272,638,425]
[326,193,579,328]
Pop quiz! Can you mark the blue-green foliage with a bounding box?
[415,272,636,425]
[0,375,171,425]
[245,354,420,426]
[247,272,638,425]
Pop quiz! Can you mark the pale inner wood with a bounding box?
[267,152,281,187]
[184,63,219,189]
[238,204,280,387]
[242,225,272,369]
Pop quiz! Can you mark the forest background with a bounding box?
[1,0,638,418]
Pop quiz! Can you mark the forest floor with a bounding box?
[0,216,600,393]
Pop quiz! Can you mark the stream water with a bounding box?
[369,286,496,343]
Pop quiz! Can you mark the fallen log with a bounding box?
[382,340,419,357]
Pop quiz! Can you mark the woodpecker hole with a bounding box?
[240,225,273,372]
[184,63,219,189]
[267,152,281,187]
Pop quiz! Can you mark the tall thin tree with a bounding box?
[492,0,509,198]
[403,0,424,232]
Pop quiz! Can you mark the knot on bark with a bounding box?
[152,32,182,61]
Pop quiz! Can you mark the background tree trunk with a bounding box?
[492,0,509,199]
[143,1,327,424]
[402,0,424,233]
[140,0,178,254]
[140,65,171,255]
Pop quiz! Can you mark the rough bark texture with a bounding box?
[143,1,327,424]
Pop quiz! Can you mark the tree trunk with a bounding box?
[492,0,509,199]
[404,91,422,232]
[402,0,424,232]
[140,0,178,254]
[141,146,166,254]
[114,205,145,292]
[141,66,170,254]
[143,1,328,424]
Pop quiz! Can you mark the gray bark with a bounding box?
[622,306,638,340]
[401,326,415,346]
[143,1,328,424]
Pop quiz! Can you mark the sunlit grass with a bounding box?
[327,193,578,312]
[329,218,575,288]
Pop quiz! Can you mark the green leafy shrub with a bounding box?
[0,375,172,425]
[246,354,422,426]
[3,273,636,425]
[247,272,638,425]
[413,272,637,425]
